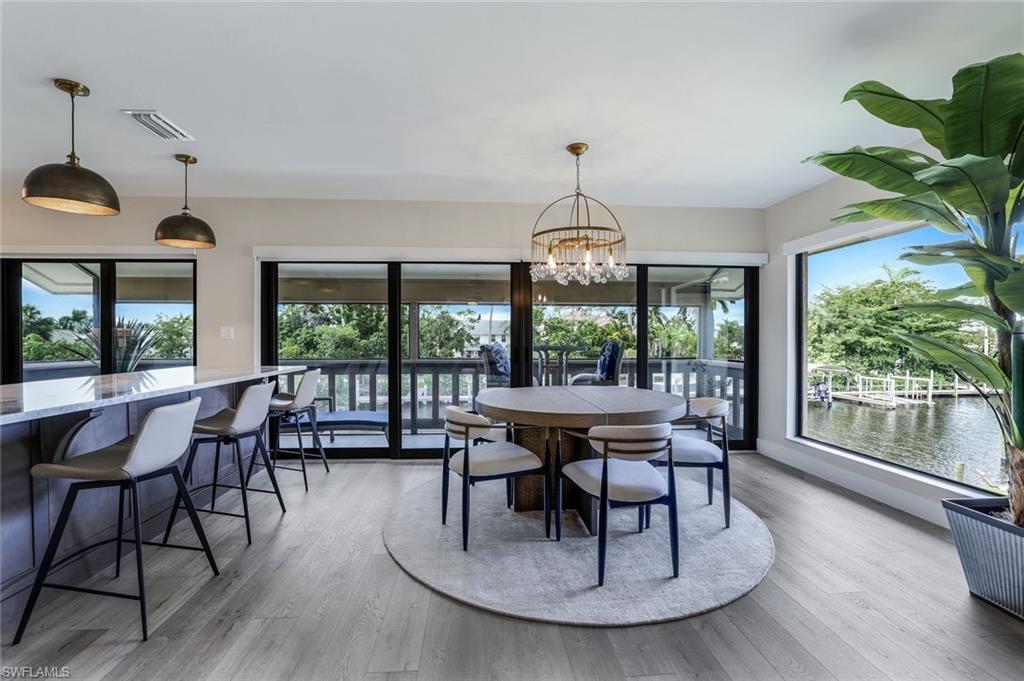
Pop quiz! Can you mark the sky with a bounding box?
[22,279,192,324]
[807,225,969,299]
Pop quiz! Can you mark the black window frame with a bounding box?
[794,243,998,493]
[261,260,759,458]
[1,257,198,384]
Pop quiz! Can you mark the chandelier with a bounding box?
[530,142,627,286]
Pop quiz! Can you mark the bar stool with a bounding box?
[12,397,217,645]
[162,381,285,546]
[259,369,329,492]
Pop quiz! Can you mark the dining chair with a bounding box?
[558,423,677,586]
[650,396,731,528]
[442,406,550,550]
[569,340,623,386]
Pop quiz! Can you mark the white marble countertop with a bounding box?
[0,366,305,426]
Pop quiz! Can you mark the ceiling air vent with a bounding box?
[120,110,194,141]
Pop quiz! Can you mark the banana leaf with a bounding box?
[831,192,964,234]
[899,252,1002,295]
[891,332,1009,390]
[913,155,1011,217]
[935,281,985,299]
[941,53,1024,159]
[843,81,947,156]
[1009,121,1024,183]
[903,240,1023,271]
[803,146,935,195]
[897,301,1011,331]
[994,269,1024,315]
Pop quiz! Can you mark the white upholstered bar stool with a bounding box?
[162,381,286,546]
[12,397,218,645]
[650,396,731,528]
[263,369,329,492]
[559,423,677,586]
[442,406,550,550]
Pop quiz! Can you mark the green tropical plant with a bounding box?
[63,317,158,373]
[805,52,1024,526]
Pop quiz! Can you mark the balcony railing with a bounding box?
[281,357,745,436]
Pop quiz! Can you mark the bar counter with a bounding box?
[0,365,304,630]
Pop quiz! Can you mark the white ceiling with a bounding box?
[2,2,1022,208]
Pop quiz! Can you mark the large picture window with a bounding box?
[798,227,1007,491]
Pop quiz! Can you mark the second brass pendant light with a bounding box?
[155,154,216,249]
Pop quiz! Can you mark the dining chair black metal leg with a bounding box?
[461,471,471,551]
[637,506,644,533]
[170,467,219,575]
[129,481,148,641]
[114,484,126,577]
[706,467,714,505]
[234,440,252,545]
[255,432,286,513]
[210,440,222,512]
[506,478,513,509]
[441,434,450,525]
[554,437,563,541]
[12,485,79,646]
[645,504,651,529]
[668,468,680,578]
[163,439,200,545]
[597,496,608,587]
[543,469,551,539]
[307,407,329,473]
[723,462,731,528]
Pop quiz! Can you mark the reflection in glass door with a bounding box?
[276,263,390,452]
[531,268,637,386]
[648,266,747,440]
[115,261,195,372]
[20,262,101,382]
[401,264,511,450]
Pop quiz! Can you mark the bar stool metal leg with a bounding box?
[12,486,80,646]
[234,440,252,544]
[169,467,219,575]
[210,440,222,511]
[307,407,329,473]
[129,481,148,641]
[163,440,201,544]
[254,432,286,513]
[295,415,309,491]
[115,485,126,577]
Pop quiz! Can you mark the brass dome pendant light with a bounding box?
[22,79,120,216]
[155,154,216,249]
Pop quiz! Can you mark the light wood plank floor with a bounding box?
[3,454,1023,681]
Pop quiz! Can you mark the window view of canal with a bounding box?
[805,397,1007,491]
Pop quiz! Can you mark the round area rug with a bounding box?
[382,469,774,626]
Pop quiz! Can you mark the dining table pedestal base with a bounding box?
[513,427,598,535]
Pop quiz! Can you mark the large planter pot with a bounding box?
[943,497,1024,620]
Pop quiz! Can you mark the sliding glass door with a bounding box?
[647,266,749,441]
[275,263,391,454]
[262,261,758,456]
[401,264,511,450]
[531,267,637,386]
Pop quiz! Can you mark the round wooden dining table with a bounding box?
[474,385,686,533]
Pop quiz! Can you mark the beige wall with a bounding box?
[1,193,764,368]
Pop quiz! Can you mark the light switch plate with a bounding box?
[219,326,235,340]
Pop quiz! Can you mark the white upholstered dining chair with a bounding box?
[557,423,678,586]
[442,406,550,550]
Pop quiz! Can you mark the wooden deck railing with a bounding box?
[281,356,745,435]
